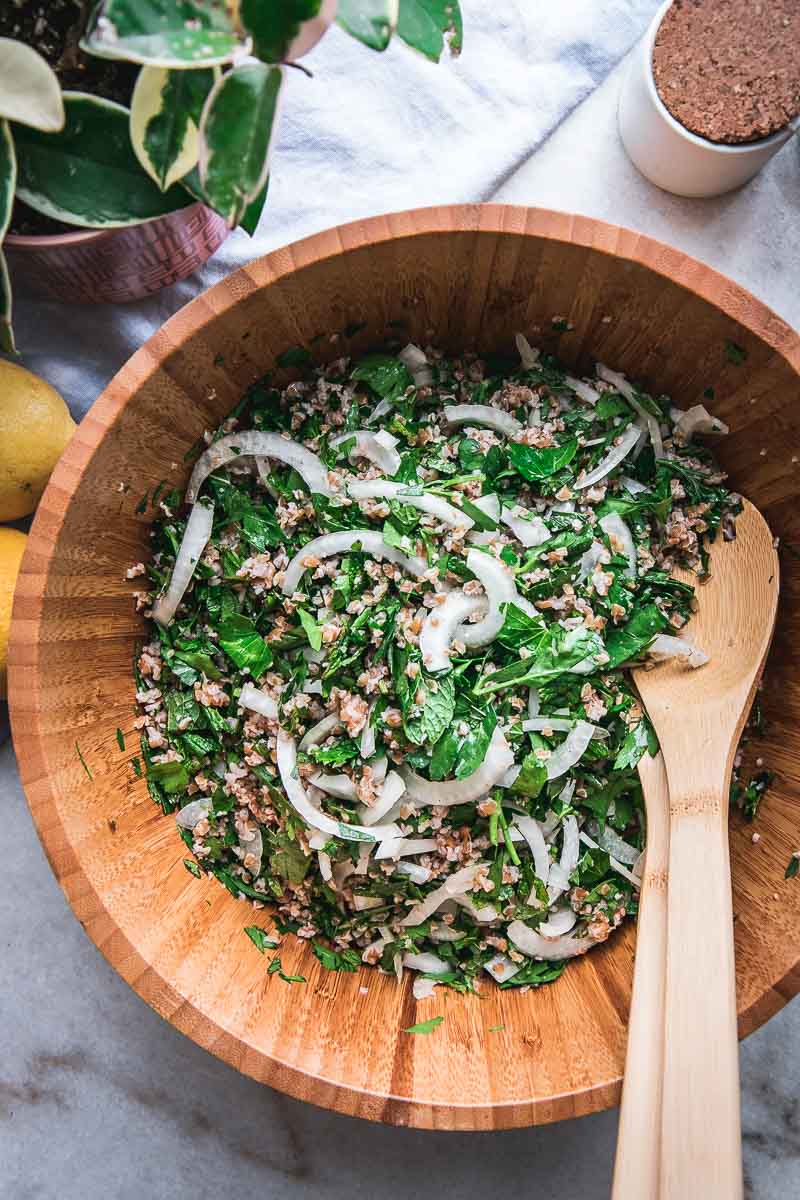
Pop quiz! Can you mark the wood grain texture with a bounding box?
[7,205,800,1130]
[636,502,780,1199]
[612,752,670,1199]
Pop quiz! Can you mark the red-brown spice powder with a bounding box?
[652,0,800,144]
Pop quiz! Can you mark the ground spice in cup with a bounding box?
[652,0,800,144]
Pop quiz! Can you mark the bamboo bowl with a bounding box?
[9,206,800,1131]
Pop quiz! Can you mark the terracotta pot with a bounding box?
[4,202,229,304]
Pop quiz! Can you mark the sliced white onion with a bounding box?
[395,862,432,885]
[355,842,371,875]
[359,702,377,759]
[429,922,464,943]
[472,493,501,520]
[352,894,383,911]
[317,850,333,882]
[347,478,472,530]
[559,814,580,878]
[575,422,642,490]
[176,797,211,830]
[444,404,523,439]
[588,822,641,866]
[497,763,521,788]
[238,682,279,721]
[522,717,608,740]
[599,512,637,578]
[577,541,607,584]
[357,770,406,826]
[511,815,550,884]
[238,824,263,875]
[619,473,648,495]
[648,633,709,669]
[152,499,215,626]
[370,754,388,785]
[673,404,729,441]
[403,863,485,926]
[501,504,550,548]
[545,722,596,780]
[515,332,539,370]
[310,773,357,800]
[579,831,641,888]
[456,548,536,646]
[282,530,427,595]
[298,712,341,751]
[483,952,521,983]
[187,432,331,503]
[420,590,484,671]
[366,396,395,424]
[331,429,401,475]
[565,375,600,405]
[400,727,514,807]
[403,951,450,974]
[276,729,399,842]
[538,906,577,937]
[528,687,540,718]
[398,343,434,388]
[413,976,439,1000]
[454,895,499,924]
[374,836,437,861]
[597,364,663,459]
[508,918,595,960]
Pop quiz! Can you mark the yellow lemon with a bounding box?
[0,360,76,520]
[0,527,27,698]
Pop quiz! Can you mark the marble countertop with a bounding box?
[2,50,800,1200]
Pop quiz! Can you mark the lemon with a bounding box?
[0,527,27,698]
[0,360,76,521]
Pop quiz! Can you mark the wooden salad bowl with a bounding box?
[9,205,800,1130]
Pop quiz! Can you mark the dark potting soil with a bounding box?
[652,0,800,145]
[2,0,138,236]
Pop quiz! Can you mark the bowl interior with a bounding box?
[10,207,800,1130]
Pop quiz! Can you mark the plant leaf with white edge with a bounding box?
[82,0,246,67]
[0,40,64,132]
[337,0,398,50]
[0,118,16,354]
[239,175,269,236]
[396,0,462,61]
[240,0,336,62]
[199,63,283,227]
[131,65,217,190]
[13,93,194,228]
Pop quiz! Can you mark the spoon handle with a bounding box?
[612,752,670,1200]
[659,784,743,1200]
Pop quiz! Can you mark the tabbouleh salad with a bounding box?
[130,334,750,997]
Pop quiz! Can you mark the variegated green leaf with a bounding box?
[13,93,193,228]
[199,64,283,227]
[240,175,269,237]
[240,0,335,62]
[397,0,462,61]
[82,0,246,67]
[0,39,64,132]
[130,65,216,190]
[0,118,16,354]
[337,0,398,50]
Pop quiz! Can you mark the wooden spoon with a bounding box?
[634,499,779,1200]
[611,750,670,1199]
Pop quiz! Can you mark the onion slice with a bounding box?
[420,590,484,671]
[276,730,399,842]
[522,716,608,740]
[579,831,641,888]
[282,530,427,595]
[588,822,641,866]
[507,919,596,961]
[443,404,523,439]
[484,952,521,983]
[176,798,211,830]
[565,375,600,405]
[298,712,341,751]
[538,906,577,937]
[511,815,550,884]
[331,429,401,475]
[402,951,450,974]
[673,404,729,441]
[347,479,472,530]
[310,773,357,800]
[152,500,214,626]
[187,432,330,502]
[456,548,537,646]
[647,633,709,669]
[400,727,514,807]
[599,512,637,578]
[403,864,486,926]
[545,721,597,780]
[374,836,437,860]
[515,332,539,369]
[501,504,550,548]
[357,770,406,826]
[238,682,278,721]
[575,422,642,490]
[398,343,433,388]
[597,364,664,459]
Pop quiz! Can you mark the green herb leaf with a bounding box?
[351,353,412,398]
[786,856,799,880]
[510,751,547,799]
[115,728,126,751]
[199,63,284,227]
[244,925,279,952]
[75,740,93,780]
[604,603,667,669]
[725,340,747,365]
[297,607,323,651]
[184,858,202,878]
[312,942,361,972]
[461,496,498,531]
[218,612,273,677]
[613,720,651,771]
[403,1016,444,1034]
[507,438,578,482]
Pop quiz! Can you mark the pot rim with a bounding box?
[4,200,214,250]
[644,0,800,154]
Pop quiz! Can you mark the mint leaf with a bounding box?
[244,926,278,952]
[507,438,578,481]
[312,942,360,972]
[403,1016,444,1034]
[298,606,323,651]
[218,612,273,676]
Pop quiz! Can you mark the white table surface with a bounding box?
[2,50,799,1200]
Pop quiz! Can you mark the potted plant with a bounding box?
[0,0,463,351]
[618,0,800,198]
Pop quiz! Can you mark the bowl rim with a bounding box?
[9,203,800,1128]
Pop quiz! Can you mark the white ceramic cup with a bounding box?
[618,0,799,198]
